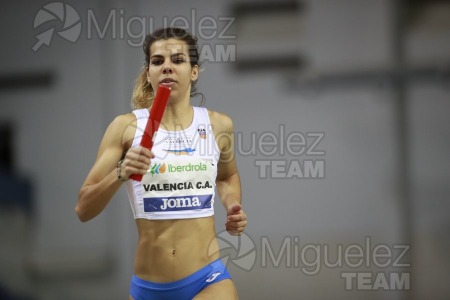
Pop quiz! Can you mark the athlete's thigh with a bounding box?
[193,279,238,300]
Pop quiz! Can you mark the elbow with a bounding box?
[75,204,90,222]
[76,189,92,222]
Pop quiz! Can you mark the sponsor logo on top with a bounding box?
[148,161,208,176]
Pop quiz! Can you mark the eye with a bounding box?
[150,60,163,66]
[173,57,185,64]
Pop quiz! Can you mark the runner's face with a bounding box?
[147,38,198,100]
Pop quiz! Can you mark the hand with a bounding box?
[119,146,155,180]
[225,204,247,236]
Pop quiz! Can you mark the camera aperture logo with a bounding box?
[33,2,81,51]
[208,231,257,271]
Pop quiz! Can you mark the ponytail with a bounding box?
[131,67,154,109]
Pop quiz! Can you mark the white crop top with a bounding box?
[125,106,220,220]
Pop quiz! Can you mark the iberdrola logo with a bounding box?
[149,163,166,176]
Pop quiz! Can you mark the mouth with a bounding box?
[160,78,176,86]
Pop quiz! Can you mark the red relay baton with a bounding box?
[129,85,171,182]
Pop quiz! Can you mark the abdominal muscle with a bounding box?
[133,216,220,283]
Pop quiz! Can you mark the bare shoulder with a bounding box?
[103,112,137,150]
[111,112,136,129]
[207,109,235,154]
[208,109,234,134]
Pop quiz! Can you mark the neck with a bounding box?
[160,95,193,131]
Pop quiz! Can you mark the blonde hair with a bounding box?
[131,66,154,110]
[131,27,203,110]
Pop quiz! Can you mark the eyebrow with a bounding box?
[150,53,187,59]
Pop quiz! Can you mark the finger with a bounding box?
[225,220,247,229]
[225,226,244,235]
[126,150,153,165]
[137,148,155,159]
[130,147,153,160]
[123,158,150,170]
[135,157,152,167]
[122,159,151,174]
[227,213,247,222]
[123,165,148,176]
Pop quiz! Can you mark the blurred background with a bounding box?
[1,0,449,299]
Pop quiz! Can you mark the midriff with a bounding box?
[133,216,220,282]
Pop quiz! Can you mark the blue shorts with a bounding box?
[129,259,231,300]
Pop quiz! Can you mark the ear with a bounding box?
[191,64,199,82]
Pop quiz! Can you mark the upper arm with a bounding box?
[81,114,136,187]
[210,111,238,182]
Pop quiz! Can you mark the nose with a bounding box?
[162,60,173,74]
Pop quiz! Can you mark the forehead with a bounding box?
[149,38,189,56]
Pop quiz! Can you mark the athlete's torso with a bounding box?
[125,106,222,282]
[126,106,220,220]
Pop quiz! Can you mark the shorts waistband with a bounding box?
[132,259,223,291]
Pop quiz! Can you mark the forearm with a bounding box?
[217,172,241,210]
[76,169,123,222]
